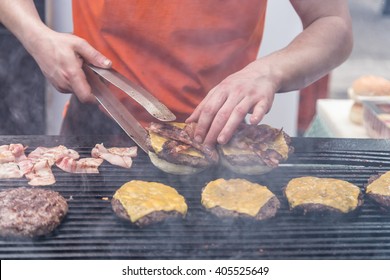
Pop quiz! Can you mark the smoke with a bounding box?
[0,34,45,135]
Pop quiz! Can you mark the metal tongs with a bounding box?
[84,64,176,153]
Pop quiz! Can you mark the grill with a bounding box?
[1,135,390,259]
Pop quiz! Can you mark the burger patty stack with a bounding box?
[146,122,220,175]
[146,122,293,175]
[218,123,294,175]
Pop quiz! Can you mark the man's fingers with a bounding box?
[69,68,95,103]
[205,98,250,145]
[249,92,274,124]
[74,39,111,68]
[191,88,228,143]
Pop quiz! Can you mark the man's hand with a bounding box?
[31,30,112,103]
[186,63,279,146]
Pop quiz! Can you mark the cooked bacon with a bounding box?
[256,149,283,168]
[25,160,56,186]
[28,145,80,166]
[147,122,219,163]
[56,157,103,173]
[227,124,288,168]
[91,143,137,169]
[0,162,24,179]
[164,140,191,154]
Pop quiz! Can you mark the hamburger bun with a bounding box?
[147,151,206,175]
[348,75,390,125]
[201,178,280,221]
[348,75,390,99]
[284,176,363,215]
[111,180,188,227]
[146,122,219,175]
[218,124,293,175]
[349,102,364,125]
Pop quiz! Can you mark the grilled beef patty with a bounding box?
[205,196,280,221]
[218,124,294,175]
[366,172,390,210]
[201,178,280,221]
[284,177,363,215]
[111,180,187,227]
[111,198,184,227]
[0,187,68,238]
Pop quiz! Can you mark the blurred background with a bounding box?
[331,0,390,99]
[0,0,389,137]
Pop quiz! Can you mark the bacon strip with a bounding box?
[0,147,14,164]
[28,145,80,166]
[0,162,24,179]
[147,122,219,163]
[56,157,103,173]
[107,146,137,157]
[9,144,28,162]
[0,144,27,164]
[25,160,56,186]
[228,124,290,168]
[91,143,137,169]
[17,159,34,175]
[0,144,28,179]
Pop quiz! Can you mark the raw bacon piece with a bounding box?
[56,157,103,174]
[25,160,56,186]
[0,147,14,164]
[17,159,35,175]
[107,146,137,158]
[91,143,137,169]
[28,145,80,166]
[9,144,27,162]
[0,162,24,179]
[0,144,28,180]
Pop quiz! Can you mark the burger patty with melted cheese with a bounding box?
[111,180,188,227]
[201,178,280,220]
[284,176,363,214]
[147,122,219,171]
[366,171,390,209]
[218,124,293,175]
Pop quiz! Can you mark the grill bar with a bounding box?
[1,136,390,259]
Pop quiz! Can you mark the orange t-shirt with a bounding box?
[72,0,267,126]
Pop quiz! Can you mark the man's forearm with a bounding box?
[248,0,353,93]
[0,0,50,53]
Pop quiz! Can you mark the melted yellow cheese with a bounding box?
[149,122,204,158]
[366,171,390,196]
[266,133,289,159]
[285,177,361,213]
[201,178,275,217]
[113,180,187,222]
[149,132,168,154]
[170,122,186,129]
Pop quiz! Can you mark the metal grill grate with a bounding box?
[1,136,390,259]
